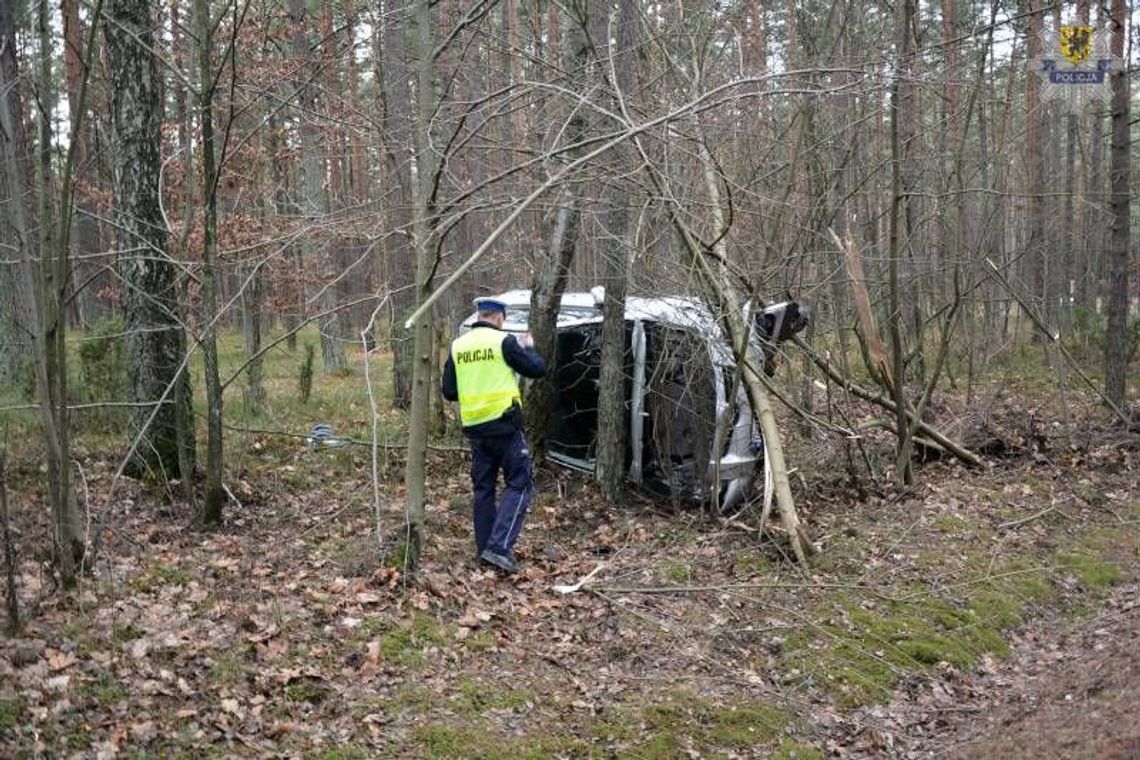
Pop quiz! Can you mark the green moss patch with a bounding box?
[411,723,495,758]
[284,678,328,704]
[615,694,788,754]
[455,679,535,715]
[132,563,190,592]
[784,594,1014,707]
[701,701,788,748]
[379,613,447,668]
[660,561,692,583]
[1054,550,1126,589]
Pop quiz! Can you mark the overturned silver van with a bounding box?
[461,289,807,511]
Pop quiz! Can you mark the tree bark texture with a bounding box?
[105,0,193,480]
[595,0,640,501]
[39,0,83,583]
[0,1,36,386]
[1102,0,1131,408]
[1024,0,1046,317]
[62,0,105,326]
[402,0,440,569]
[193,0,224,524]
[889,0,915,485]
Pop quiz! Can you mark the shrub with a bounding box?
[77,316,128,400]
[75,316,129,431]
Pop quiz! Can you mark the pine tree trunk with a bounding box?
[62,0,104,327]
[1102,0,1131,408]
[889,0,915,486]
[1024,0,1046,323]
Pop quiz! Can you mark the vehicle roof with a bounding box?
[462,289,735,363]
[464,289,720,331]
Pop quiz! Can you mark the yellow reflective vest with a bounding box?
[451,327,522,427]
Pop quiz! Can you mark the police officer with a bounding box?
[441,297,547,573]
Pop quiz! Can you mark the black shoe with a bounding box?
[480,548,519,574]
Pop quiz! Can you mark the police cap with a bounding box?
[473,297,508,315]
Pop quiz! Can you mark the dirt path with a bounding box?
[844,583,1140,759]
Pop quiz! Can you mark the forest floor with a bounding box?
[1,347,1138,758]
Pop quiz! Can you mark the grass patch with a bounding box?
[112,621,145,643]
[1054,550,1126,589]
[77,669,128,708]
[461,629,497,653]
[619,693,788,754]
[783,592,1014,707]
[389,685,434,712]
[700,701,788,748]
[773,739,825,760]
[0,696,25,732]
[730,549,773,576]
[932,513,964,532]
[968,590,1024,629]
[411,723,495,758]
[660,561,691,583]
[132,563,190,592]
[378,613,447,668]
[517,733,594,759]
[285,679,328,704]
[455,679,535,715]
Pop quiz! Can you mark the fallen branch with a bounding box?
[792,336,983,468]
[998,505,1057,530]
[593,581,909,603]
[553,563,605,595]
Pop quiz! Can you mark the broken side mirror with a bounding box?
[755,301,809,344]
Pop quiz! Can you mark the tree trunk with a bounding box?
[193,0,224,525]
[525,0,597,462]
[889,0,915,486]
[1024,0,1046,321]
[37,0,87,583]
[0,0,35,386]
[242,265,264,415]
[1102,0,1131,408]
[382,0,417,408]
[62,0,103,327]
[402,0,440,569]
[595,0,639,501]
[106,0,194,482]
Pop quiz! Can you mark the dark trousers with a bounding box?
[469,430,533,556]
